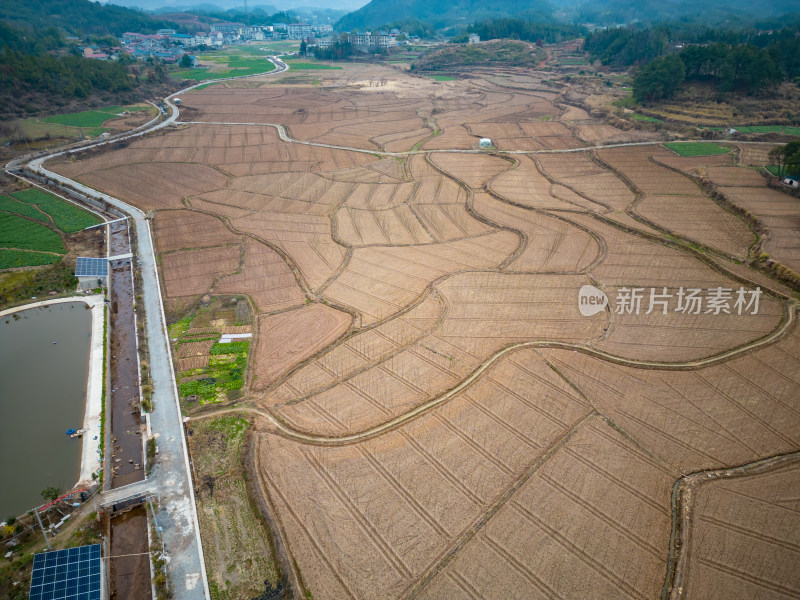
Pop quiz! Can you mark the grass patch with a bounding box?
[732,125,800,135]
[174,57,276,81]
[0,249,62,269]
[283,61,341,70]
[414,40,543,71]
[168,314,193,338]
[0,259,77,307]
[186,415,280,597]
[12,189,100,233]
[632,114,663,123]
[0,195,48,222]
[663,142,731,156]
[192,82,217,91]
[428,74,456,81]
[0,213,65,254]
[171,297,253,406]
[40,105,149,129]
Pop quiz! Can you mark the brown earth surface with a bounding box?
[679,461,800,600]
[52,60,800,600]
[253,303,351,391]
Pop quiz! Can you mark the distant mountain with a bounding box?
[336,0,554,31]
[569,0,800,25]
[336,0,800,32]
[108,1,265,10]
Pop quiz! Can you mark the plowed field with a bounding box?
[52,61,800,600]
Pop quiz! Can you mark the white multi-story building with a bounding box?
[210,23,241,35]
[287,24,314,39]
[314,24,333,34]
[346,31,389,49]
[315,36,337,48]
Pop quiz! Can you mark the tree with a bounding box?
[299,40,307,56]
[770,141,800,178]
[785,140,800,177]
[718,45,781,94]
[770,145,788,178]
[633,55,686,103]
[41,486,62,502]
[179,53,192,68]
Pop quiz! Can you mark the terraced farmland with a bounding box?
[50,61,800,600]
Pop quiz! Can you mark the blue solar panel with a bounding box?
[75,257,108,278]
[29,544,102,600]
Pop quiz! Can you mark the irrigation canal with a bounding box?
[108,219,145,489]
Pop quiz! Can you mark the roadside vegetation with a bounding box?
[187,415,281,600]
[2,103,157,148]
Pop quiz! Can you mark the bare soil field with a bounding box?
[153,209,239,252]
[598,147,754,258]
[160,245,240,299]
[253,304,351,390]
[680,461,800,600]
[215,239,306,313]
[737,144,781,167]
[705,167,800,273]
[56,60,800,600]
[428,153,513,189]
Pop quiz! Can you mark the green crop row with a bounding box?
[283,61,342,70]
[12,189,101,233]
[173,60,276,81]
[210,340,249,355]
[0,213,65,254]
[0,195,48,222]
[40,105,149,129]
[663,142,731,156]
[179,355,246,403]
[0,249,62,269]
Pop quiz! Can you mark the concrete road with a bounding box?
[7,55,288,600]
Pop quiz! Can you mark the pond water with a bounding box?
[0,302,92,518]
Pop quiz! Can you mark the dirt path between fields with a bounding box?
[191,297,797,447]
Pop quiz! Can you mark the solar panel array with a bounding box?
[29,544,102,600]
[75,257,108,278]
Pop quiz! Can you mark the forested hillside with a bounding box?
[336,0,554,32]
[0,0,178,37]
[584,24,800,102]
[0,0,180,119]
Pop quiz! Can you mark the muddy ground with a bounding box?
[108,506,151,600]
